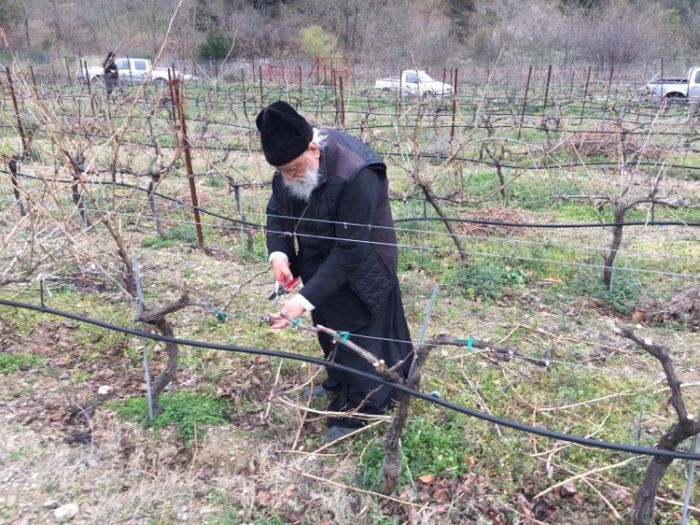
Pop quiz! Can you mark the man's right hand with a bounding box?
[271,255,293,286]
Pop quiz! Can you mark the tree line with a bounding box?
[1,0,699,72]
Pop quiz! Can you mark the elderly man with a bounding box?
[257,101,412,442]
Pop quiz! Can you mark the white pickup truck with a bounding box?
[644,66,700,99]
[374,69,453,98]
[80,57,194,84]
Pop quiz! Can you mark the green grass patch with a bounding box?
[109,389,230,446]
[141,223,200,248]
[0,352,44,374]
[359,415,473,490]
[444,260,528,300]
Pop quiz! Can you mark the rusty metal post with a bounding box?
[29,65,37,91]
[580,65,592,123]
[82,59,89,87]
[82,58,96,114]
[568,67,575,100]
[258,65,264,108]
[241,68,249,122]
[174,79,204,248]
[297,64,302,108]
[605,65,615,109]
[167,68,178,126]
[8,157,25,216]
[450,68,458,145]
[127,55,133,84]
[518,65,532,140]
[339,75,345,130]
[542,64,552,115]
[65,56,75,85]
[6,68,29,156]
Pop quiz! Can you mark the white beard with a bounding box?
[283,166,320,201]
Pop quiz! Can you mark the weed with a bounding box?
[203,508,242,525]
[445,261,528,300]
[572,267,642,315]
[141,224,199,248]
[109,389,230,446]
[359,416,473,490]
[0,353,44,374]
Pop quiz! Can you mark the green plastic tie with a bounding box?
[291,317,301,327]
[339,331,350,344]
[212,308,228,322]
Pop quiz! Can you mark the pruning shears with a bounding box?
[267,277,300,301]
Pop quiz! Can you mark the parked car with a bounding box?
[77,57,195,84]
[644,66,700,100]
[374,69,453,98]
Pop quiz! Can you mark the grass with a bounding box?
[109,389,230,447]
[444,260,528,300]
[0,352,44,374]
[359,415,475,490]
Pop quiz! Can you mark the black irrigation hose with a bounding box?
[2,296,699,462]
[13,172,700,230]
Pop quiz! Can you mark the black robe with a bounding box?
[266,139,412,425]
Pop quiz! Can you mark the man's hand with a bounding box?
[267,301,306,330]
[271,255,294,286]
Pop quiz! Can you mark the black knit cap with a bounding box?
[256,101,313,166]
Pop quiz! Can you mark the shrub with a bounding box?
[198,30,234,60]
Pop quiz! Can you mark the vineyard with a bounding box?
[0,63,699,524]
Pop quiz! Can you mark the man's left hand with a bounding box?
[268,301,306,330]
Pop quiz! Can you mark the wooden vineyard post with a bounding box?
[518,65,533,140]
[173,79,204,248]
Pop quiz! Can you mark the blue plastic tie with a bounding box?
[339,331,350,344]
[290,317,301,327]
[461,337,473,350]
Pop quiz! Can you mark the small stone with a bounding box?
[5,494,17,507]
[54,503,79,522]
[43,499,59,509]
[97,385,112,396]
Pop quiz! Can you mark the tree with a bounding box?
[445,0,476,43]
[299,24,339,57]
[197,29,234,60]
[0,0,22,28]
